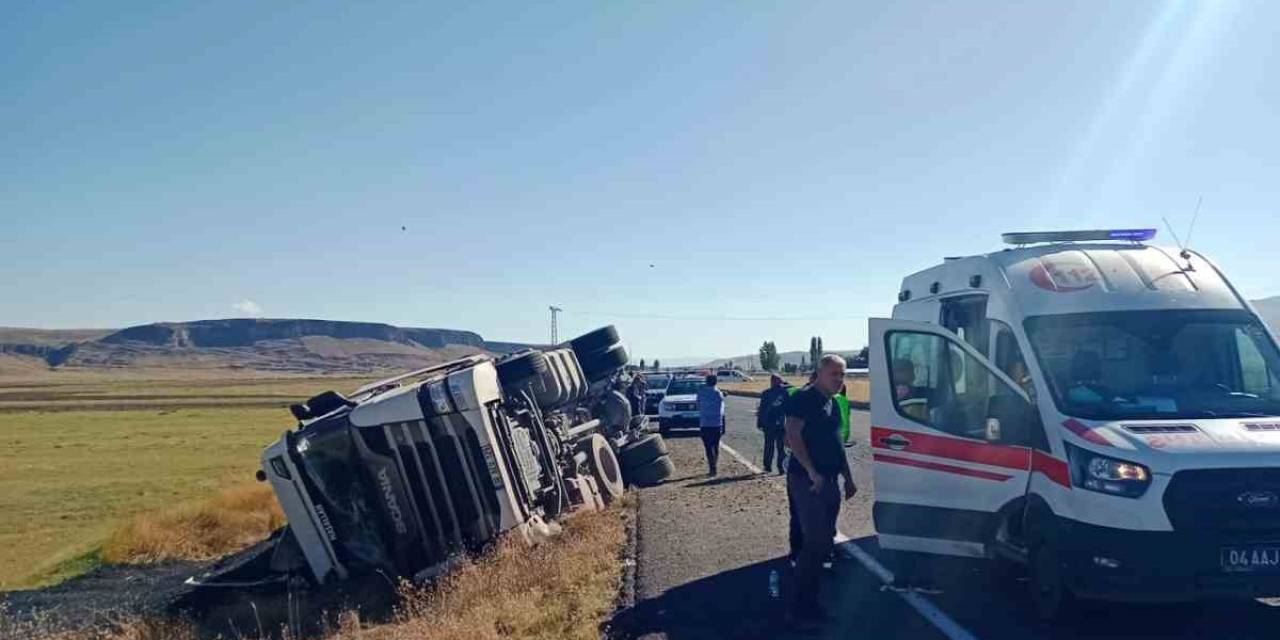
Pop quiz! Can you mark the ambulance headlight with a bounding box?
[1066,444,1151,498]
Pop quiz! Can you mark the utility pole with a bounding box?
[549,306,562,344]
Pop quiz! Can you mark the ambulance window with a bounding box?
[992,320,1033,400]
[888,330,1020,440]
[940,296,989,357]
[1236,327,1276,396]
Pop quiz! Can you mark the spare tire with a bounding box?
[580,434,625,505]
[496,350,549,387]
[568,325,620,356]
[579,343,629,381]
[628,454,675,487]
[619,434,668,470]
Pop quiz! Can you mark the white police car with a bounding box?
[657,376,706,433]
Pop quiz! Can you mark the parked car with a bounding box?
[642,373,672,415]
[657,376,706,434]
[716,370,754,383]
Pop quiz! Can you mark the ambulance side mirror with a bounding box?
[987,393,1032,446]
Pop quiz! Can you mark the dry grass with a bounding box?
[356,505,628,640]
[101,483,284,564]
[6,503,630,640]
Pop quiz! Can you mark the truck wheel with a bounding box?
[1029,538,1076,621]
[620,434,668,470]
[496,350,549,387]
[628,454,675,487]
[579,343,629,381]
[567,325,619,354]
[581,434,624,505]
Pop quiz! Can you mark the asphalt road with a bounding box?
[624,396,1280,640]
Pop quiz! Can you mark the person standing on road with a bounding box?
[697,374,726,476]
[786,371,818,562]
[627,374,647,417]
[757,373,792,474]
[784,355,857,626]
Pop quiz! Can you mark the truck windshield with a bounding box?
[1025,309,1280,420]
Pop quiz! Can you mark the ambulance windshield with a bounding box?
[1025,309,1280,421]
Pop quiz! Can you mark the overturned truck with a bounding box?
[186,325,672,602]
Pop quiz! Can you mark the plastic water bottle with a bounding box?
[768,569,780,599]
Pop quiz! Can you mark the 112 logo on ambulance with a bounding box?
[1029,253,1100,293]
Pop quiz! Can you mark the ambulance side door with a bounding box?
[869,318,1037,559]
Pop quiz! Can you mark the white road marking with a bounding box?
[719,440,980,640]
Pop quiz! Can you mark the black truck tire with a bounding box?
[628,454,675,487]
[496,350,549,387]
[619,434,668,470]
[582,434,624,505]
[579,343,629,381]
[567,325,619,355]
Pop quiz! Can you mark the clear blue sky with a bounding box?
[4,1,1279,362]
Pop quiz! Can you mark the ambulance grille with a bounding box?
[1122,424,1199,434]
[1164,468,1280,533]
[1243,422,1280,432]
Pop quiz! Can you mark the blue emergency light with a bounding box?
[1001,228,1157,245]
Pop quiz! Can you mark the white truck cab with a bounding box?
[869,229,1280,617]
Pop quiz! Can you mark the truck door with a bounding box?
[870,318,1038,559]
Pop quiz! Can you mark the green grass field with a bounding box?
[0,376,369,589]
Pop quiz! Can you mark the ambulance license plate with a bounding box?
[1220,546,1280,573]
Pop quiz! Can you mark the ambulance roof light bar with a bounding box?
[1001,228,1157,246]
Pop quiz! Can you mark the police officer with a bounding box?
[757,373,791,474]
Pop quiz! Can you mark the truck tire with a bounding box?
[568,325,619,355]
[581,434,624,505]
[496,350,549,387]
[628,454,675,487]
[579,343,629,381]
[620,434,668,470]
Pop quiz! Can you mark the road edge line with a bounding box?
[719,440,980,640]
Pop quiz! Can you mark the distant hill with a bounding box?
[0,319,535,377]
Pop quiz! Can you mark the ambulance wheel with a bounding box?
[579,343,629,381]
[497,350,549,387]
[629,454,675,487]
[567,325,619,354]
[619,434,668,470]
[581,434,624,505]
[1029,538,1077,621]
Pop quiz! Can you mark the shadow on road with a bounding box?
[685,473,760,489]
[859,538,1280,640]
[611,556,787,640]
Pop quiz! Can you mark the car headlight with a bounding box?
[1066,443,1151,498]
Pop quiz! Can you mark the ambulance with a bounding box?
[868,229,1280,618]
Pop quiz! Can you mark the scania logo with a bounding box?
[377,466,410,535]
[1237,490,1279,508]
